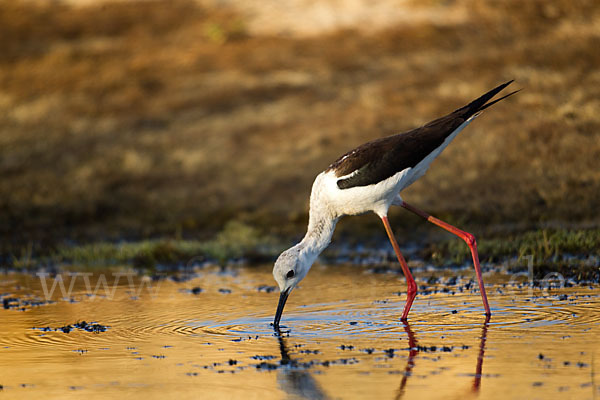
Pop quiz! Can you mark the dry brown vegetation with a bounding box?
[1,0,599,252]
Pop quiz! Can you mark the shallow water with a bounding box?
[1,264,599,399]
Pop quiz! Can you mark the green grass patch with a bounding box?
[428,228,600,267]
[40,221,281,269]
[9,226,600,280]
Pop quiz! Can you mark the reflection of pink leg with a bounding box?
[381,216,417,320]
[400,202,491,316]
[397,321,418,399]
[473,315,491,391]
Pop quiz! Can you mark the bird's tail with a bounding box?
[458,80,520,118]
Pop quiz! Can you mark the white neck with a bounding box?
[292,171,339,270]
[298,206,338,265]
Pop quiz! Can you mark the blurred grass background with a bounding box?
[1,0,599,259]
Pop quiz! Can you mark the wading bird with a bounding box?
[272,81,518,328]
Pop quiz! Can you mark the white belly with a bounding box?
[313,169,411,218]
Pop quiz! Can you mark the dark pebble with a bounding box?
[427,276,439,285]
[349,321,358,325]
[75,321,88,329]
[3,298,17,309]
[336,357,358,365]
[191,287,202,295]
[74,321,108,333]
[256,362,278,370]
[228,359,237,365]
[451,310,458,314]
[538,353,544,360]
[563,361,570,366]
[384,349,395,357]
[251,355,275,360]
[340,345,354,350]
[299,349,319,354]
[532,382,543,387]
[257,285,276,293]
[38,321,109,334]
[219,288,232,294]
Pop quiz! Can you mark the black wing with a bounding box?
[327,80,518,189]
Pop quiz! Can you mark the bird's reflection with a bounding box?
[275,330,329,400]
[472,315,491,392]
[396,317,491,399]
[395,322,418,400]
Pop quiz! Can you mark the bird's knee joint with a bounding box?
[463,232,476,247]
[407,282,418,296]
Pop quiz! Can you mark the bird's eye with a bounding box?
[286,270,295,279]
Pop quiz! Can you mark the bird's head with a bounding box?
[272,247,310,328]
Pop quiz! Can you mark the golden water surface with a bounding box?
[1,265,599,399]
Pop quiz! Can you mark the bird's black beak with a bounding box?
[273,287,291,329]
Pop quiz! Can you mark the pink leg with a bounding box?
[381,216,417,321]
[401,202,491,316]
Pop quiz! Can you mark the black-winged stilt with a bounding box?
[272,81,519,328]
